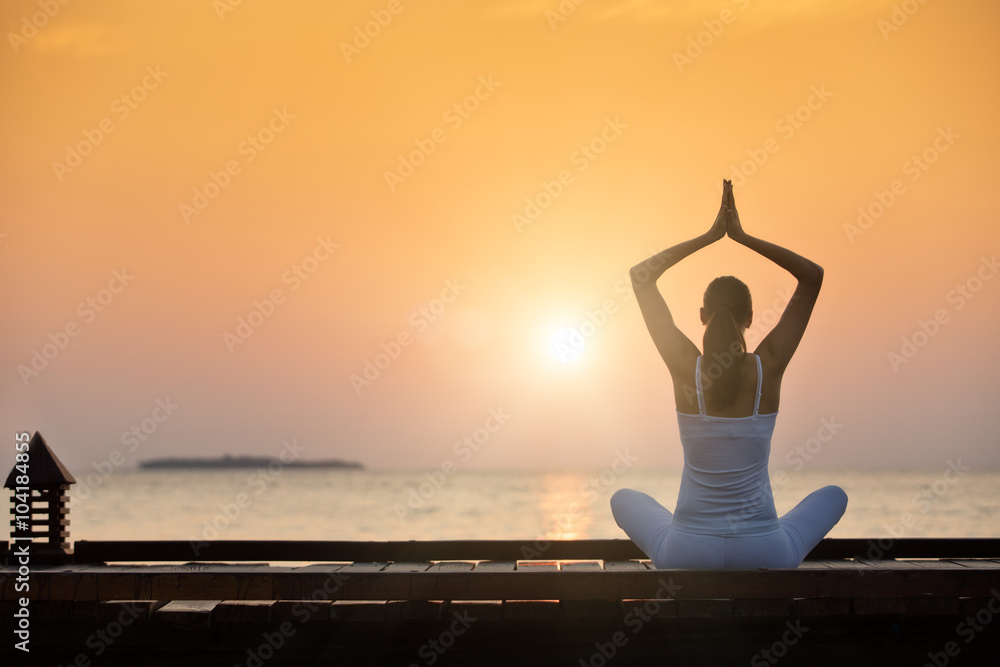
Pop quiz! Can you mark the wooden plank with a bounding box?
[472,561,515,572]
[563,598,623,618]
[384,600,442,620]
[71,537,1000,563]
[852,597,908,615]
[338,562,388,572]
[516,562,559,572]
[153,600,221,629]
[20,567,1000,602]
[503,600,562,620]
[213,600,273,623]
[621,596,677,619]
[678,599,732,619]
[905,595,961,616]
[95,599,162,624]
[271,599,332,623]
[559,561,604,571]
[733,598,793,618]
[559,561,615,617]
[946,559,1000,569]
[792,597,851,616]
[604,560,646,571]
[382,562,432,572]
[330,600,385,621]
[426,561,476,572]
[447,600,503,622]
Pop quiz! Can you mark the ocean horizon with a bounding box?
[52,466,1000,546]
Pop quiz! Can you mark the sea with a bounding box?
[59,467,1000,545]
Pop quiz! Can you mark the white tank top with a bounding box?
[673,354,780,536]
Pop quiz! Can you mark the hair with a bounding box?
[701,276,752,410]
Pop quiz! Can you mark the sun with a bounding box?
[549,328,585,363]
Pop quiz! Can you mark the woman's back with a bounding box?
[673,354,781,535]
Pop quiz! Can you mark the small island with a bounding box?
[138,454,364,470]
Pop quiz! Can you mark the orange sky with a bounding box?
[2,0,999,475]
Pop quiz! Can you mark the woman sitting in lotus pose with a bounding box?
[611,180,847,569]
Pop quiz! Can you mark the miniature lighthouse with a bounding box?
[4,431,76,563]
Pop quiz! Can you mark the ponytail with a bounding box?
[701,276,752,411]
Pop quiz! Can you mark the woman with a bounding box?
[610,180,847,569]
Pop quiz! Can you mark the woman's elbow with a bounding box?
[806,263,824,286]
[629,265,654,290]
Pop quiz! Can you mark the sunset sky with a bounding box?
[2,0,999,477]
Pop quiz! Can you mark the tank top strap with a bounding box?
[753,353,762,416]
[695,355,705,415]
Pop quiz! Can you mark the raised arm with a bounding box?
[631,180,731,375]
[725,189,823,375]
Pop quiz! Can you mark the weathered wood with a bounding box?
[503,600,562,620]
[904,595,961,616]
[95,599,162,625]
[471,561,516,572]
[271,599,331,622]
[70,538,1000,563]
[213,600,273,623]
[679,599,732,618]
[604,560,647,571]
[330,600,385,621]
[447,599,503,622]
[153,599,221,629]
[852,597,908,615]
[946,559,1000,569]
[8,566,1000,602]
[792,597,852,616]
[733,598,793,617]
[384,599,442,620]
[426,561,476,572]
[559,561,604,571]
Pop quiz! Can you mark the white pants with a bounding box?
[610,485,848,569]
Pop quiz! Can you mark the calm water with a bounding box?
[54,467,1000,544]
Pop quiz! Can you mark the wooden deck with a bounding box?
[3,539,999,666]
